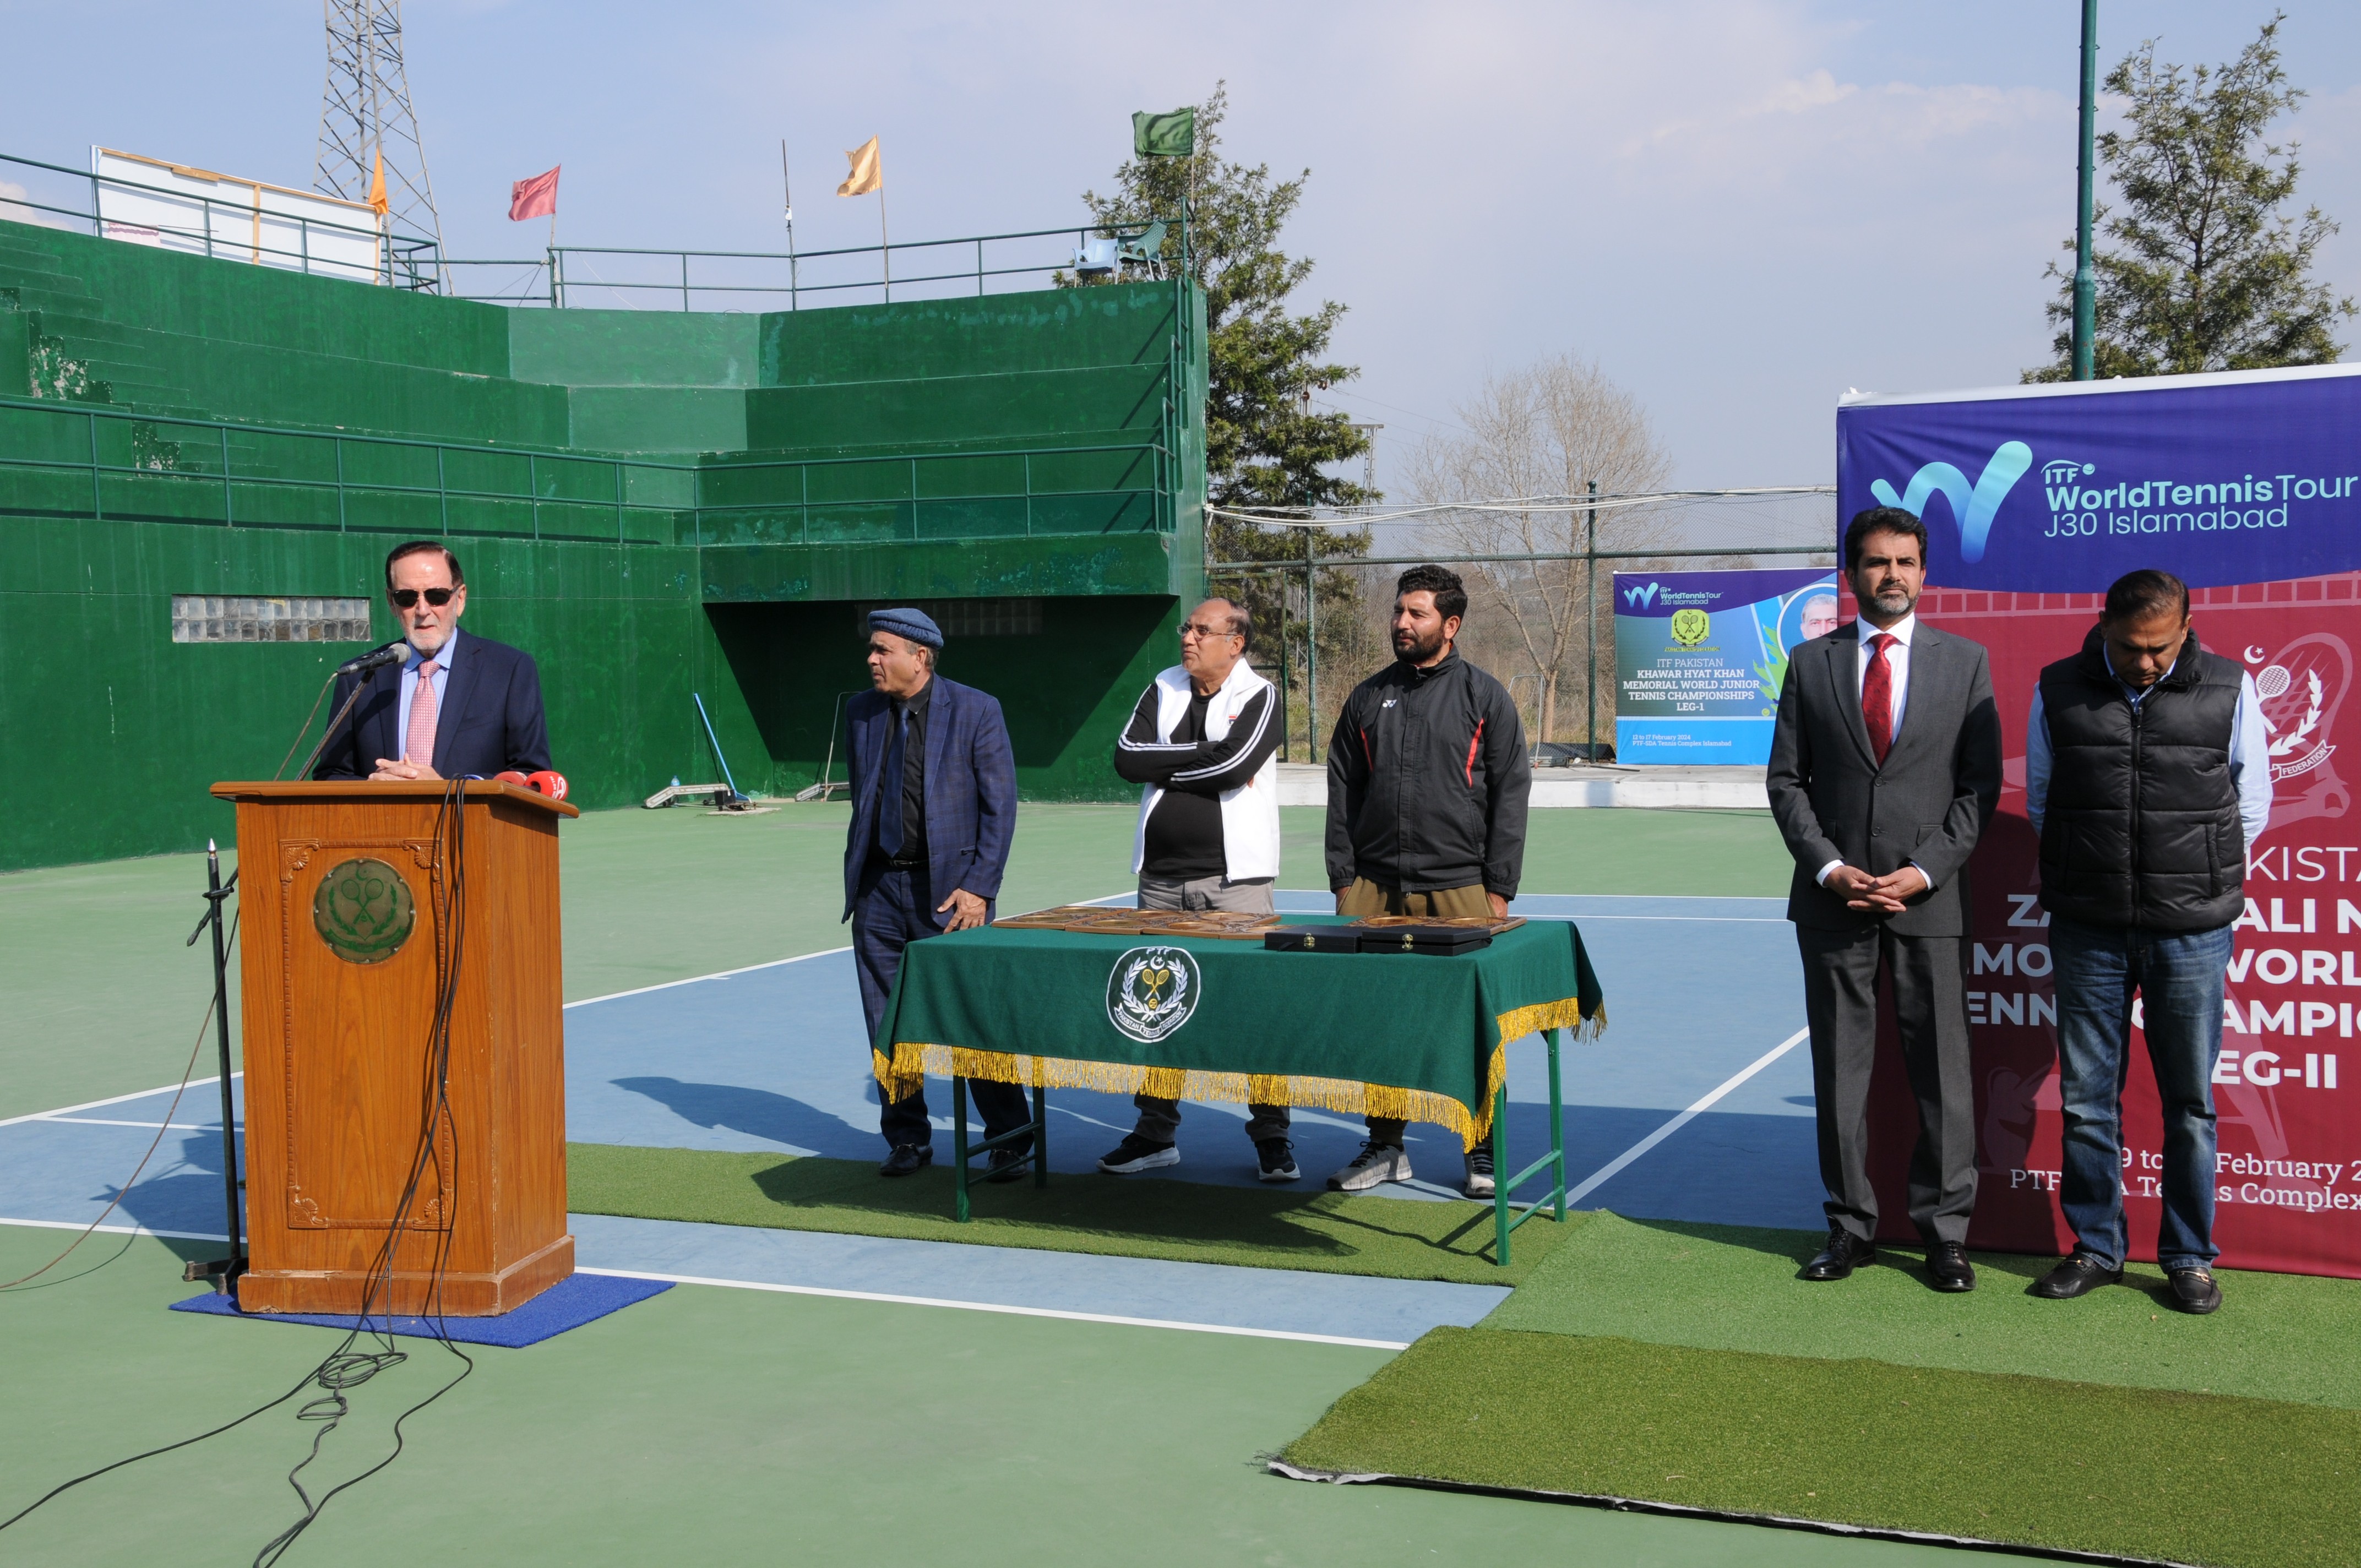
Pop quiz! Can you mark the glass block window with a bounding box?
[171,596,373,644]
[851,598,1043,639]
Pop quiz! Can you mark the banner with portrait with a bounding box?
[1837,365,2361,1278]
[1613,568,1840,765]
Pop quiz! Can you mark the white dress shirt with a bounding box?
[1815,613,1922,890]
[2023,649,2272,846]
[396,627,459,764]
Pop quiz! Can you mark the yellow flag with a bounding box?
[368,150,389,217]
[837,137,882,197]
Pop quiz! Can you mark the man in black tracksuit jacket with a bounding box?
[1323,564,1531,1197]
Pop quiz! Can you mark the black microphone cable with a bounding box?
[0,778,480,1565]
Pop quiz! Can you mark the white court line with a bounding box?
[0,1216,227,1242]
[574,1266,1410,1349]
[0,1217,1410,1349]
[563,946,852,1009]
[0,1077,232,1129]
[1565,1025,1811,1207]
[558,890,1134,1011]
[1568,915,1782,923]
[40,1118,228,1131]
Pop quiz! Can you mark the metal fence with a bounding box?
[0,395,1181,547]
[1,150,441,289]
[1207,487,1840,761]
[3,146,1184,312]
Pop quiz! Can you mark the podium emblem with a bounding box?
[312,857,417,965]
[1107,945,1201,1043]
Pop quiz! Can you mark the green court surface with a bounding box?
[0,803,1782,1120]
[1281,1326,2357,1568]
[567,1144,1578,1284]
[0,1228,2036,1567]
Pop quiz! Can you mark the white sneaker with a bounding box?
[1463,1147,1495,1199]
[1327,1141,1413,1192]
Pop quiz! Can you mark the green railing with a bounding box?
[0,396,1178,548]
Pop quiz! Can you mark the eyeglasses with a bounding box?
[1179,622,1241,640]
[390,587,456,608]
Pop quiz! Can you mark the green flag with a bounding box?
[1132,107,1196,157]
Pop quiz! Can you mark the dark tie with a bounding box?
[1862,633,1897,766]
[877,707,908,858]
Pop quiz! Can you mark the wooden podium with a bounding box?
[211,779,578,1316]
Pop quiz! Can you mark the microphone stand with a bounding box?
[182,842,245,1291]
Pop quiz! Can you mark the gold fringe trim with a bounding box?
[870,994,1603,1152]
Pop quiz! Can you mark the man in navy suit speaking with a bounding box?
[313,541,551,782]
[843,607,1029,1179]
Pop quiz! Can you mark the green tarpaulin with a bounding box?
[873,918,1604,1148]
[1132,108,1196,157]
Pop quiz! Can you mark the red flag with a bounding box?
[508,166,559,221]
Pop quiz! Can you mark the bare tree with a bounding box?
[1403,354,1673,743]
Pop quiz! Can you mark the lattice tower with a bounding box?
[313,0,445,278]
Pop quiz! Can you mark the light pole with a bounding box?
[2072,0,2099,380]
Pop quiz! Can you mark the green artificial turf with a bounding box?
[568,1142,1580,1285]
[1484,1211,2361,1408]
[1281,1326,2361,1568]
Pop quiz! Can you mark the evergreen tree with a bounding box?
[1070,84,1374,753]
[2028,13,2354,382]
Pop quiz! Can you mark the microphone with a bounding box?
[335,640,412,677]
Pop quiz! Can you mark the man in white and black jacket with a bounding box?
[1101,596,1295,1181]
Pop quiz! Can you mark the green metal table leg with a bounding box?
[1492,1080,1511,1266]
[952,1076,971,1223]
[1552,1026,1568,1222]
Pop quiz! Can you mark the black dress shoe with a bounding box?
[984,1144,1034,1183]
[879,1143,934,1177]
[1800,1224,1877,1281]
[2167,1267,2223,1315]
[2032,1252,2123,1298]
[1927,1242,1976,1293]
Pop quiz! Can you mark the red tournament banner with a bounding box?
[1838,369,2361,1277]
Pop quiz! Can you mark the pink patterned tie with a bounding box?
[405,661,440,766]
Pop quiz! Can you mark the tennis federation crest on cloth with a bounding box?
[312,857,417,965]
[1106,945,1201,1043]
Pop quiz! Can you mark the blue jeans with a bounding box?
[2048,915,2231,1271]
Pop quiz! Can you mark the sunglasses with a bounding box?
[390,587,456,608]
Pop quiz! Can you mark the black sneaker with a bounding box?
[2167,1266,2223,1315]
[985,1144,1034,1184]
[1256,1139,1301,1182]
[1098,1134,1179,1174]
[879,1143,933,1178]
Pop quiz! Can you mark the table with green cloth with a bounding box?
[871,916,1607,1261]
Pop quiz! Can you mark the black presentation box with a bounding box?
[1263,926,1362,953]
[1354,925,1494,956]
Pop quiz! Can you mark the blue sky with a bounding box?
[3,1,2356,489]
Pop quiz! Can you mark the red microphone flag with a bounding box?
[509,166,560,221]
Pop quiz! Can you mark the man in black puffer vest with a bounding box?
[2029,569,2273,1315]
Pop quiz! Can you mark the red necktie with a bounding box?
[1861,633,1896,766]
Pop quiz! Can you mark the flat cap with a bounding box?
[867,606,944,650]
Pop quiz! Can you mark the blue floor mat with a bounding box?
[168,1268,671,1347]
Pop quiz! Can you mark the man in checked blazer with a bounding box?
[1767,506,2003,1292]
[841,607,1031,1180]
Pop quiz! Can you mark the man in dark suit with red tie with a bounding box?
[1767,507,2003,1292]
[312,541,550,782]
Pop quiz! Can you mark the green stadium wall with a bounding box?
[0,216,1205,869]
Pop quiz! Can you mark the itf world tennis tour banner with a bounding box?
[1614,568,1841,765]
[1838,363,2361,1278]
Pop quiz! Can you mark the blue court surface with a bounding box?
[0,892,1817,1342]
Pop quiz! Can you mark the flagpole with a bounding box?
[782,140,797,311]
[877,145,890,304]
